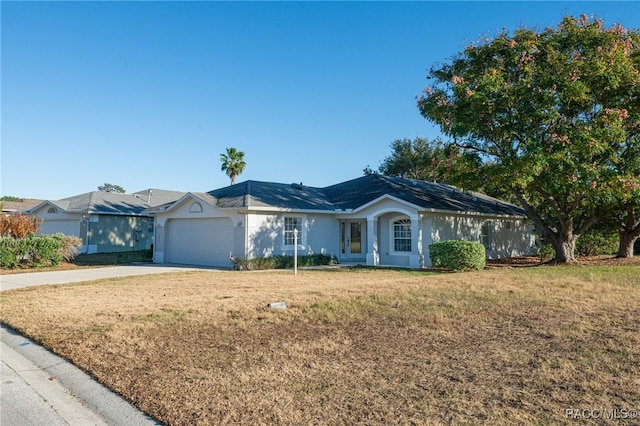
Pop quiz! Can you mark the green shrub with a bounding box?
[0,233,82,269]
[429,240,486,271]
[538,239,555,261]
[27,235,63,267]
[231,253,337,271]
[0,237,28,268]
[575,231,618,256]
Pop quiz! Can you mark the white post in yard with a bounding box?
[293,227,298,276]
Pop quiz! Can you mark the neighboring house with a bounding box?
[27,189,185,254]
[1,199,44,214]
[147,175,537,268]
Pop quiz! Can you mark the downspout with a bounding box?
[244,212,249,259]
[82,212,90,254]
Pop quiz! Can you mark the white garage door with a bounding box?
[166,218,233,267]
[38,220,80,237]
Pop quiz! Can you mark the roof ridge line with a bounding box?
[244,181,251,207]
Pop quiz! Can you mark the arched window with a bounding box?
[393,218,412,252]
[189,202,203,213]
[47,207,57,214]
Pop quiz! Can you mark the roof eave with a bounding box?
[238,206,335,214]
[420,208,526,219]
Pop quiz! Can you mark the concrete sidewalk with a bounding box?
[1,264,211,425]
[1,326,159,425]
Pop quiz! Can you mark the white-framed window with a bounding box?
[284,216,304,246]
[392,217,412,252]
[47,207,57,214]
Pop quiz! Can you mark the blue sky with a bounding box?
[2,1,639,200]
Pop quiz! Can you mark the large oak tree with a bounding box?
[417,15,640,262]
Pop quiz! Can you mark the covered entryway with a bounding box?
[340,220,366,262]
[165,218,233,267]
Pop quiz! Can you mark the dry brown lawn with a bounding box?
[1,266,639,425]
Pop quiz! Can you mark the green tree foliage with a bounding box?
[98,183,126,193]
[604,140,640,258]
[417,15,640,263]
[365,137,514,202]
[220,147,247,185]
[0,196,21,202]
[371,137,477,182]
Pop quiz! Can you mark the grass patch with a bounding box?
[1,267,639,425]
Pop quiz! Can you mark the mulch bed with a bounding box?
[486,255,640,268]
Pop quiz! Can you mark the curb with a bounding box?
[1,325,161,425]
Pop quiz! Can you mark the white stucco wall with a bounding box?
[247,212,338,258]
[424,214,536,266]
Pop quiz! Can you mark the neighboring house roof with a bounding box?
[156,175,525,217]
[1,199,45,214]
[28,189,186,216]
[132,189,189,207]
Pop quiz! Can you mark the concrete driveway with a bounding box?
[0,263,215,291]
[1,264,212,425]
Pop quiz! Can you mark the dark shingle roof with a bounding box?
[204,175,525,217]
[325,175,525,216]
[132,189,188,207]
[207,181,335,210]
[30,189,185,216]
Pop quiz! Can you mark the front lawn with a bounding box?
[1,267,638,425]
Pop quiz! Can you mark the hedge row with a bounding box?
[231,253,337,270]
[0,234,82,269]
[429,240,486,271]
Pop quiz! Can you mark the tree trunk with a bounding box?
[548,236,578,263]
[510,191,584,264]
[616,207,639,258]
[617,231,639,258]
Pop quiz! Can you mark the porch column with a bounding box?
[410,215,423,268]
[366,217,379,266]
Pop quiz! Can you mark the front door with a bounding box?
[340,220,365,260]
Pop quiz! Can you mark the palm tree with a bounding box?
[220,147,246,185]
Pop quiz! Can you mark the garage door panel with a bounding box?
[166,218,233,267]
